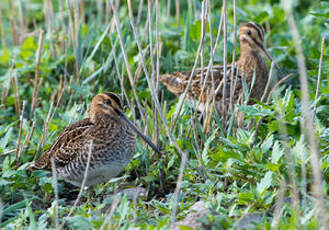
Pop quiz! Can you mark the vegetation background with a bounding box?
[0,0,328,229]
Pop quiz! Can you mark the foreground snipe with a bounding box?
[29,92,160,187]
[161,22,283,111]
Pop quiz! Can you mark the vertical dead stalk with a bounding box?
[171,1,207,130]
[66,0,80,82]
[137,0,144,26]
[30,30,44,119]
[16,101,26,164]
[229,0,237,112]
[155,0,160,146]
[100,195,120,230]
[283,2,328,227]
[125,1,190,224]
[314,37,325,116]
[17,0,25,33]
[58,0,66,32]
[125,0,185,159]
[0,8,7,48]
[50,158,59,230]
[221,0,227,122]
[109,0,147,124]
[175,0,180,27]
[271,179,287,229]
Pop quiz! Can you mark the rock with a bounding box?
[174,201,210,230]
[236,213,262,229]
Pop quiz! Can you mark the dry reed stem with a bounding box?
[126,0,185,155]
[0,8,7,48]
[148,7,160,137]
[271,179,286,229]
[229,0,237,113]
[205,1,216,131]
[108,35,134,112]
[221,0,228,122]
[199,1,207,132]
[30,30,44,119]
[24,120,36,155]
[66,0,80,82]
[192,4,224,121]
[171,1,207,130]
[283,4,328,226]
[314,37,325,116]
[13,75,21,116]
[191,118,207,180]
[175,0,180,27]
[58,0,66,32]
[267,73,293,102]
[50,158,59,230]
[147,0,156,89]
[16,101,26,164]
[79,0,85,24]
[155,0,161,146]
[109,0,147,125]
[97,0,103,25]
[2,69,13,106]
[9,3,19,46]
[260,62,275,103]
[276,110,300,217]
[41,101,54,151]
[125,3,188,222]
[59,140,93,230]
[17,0,24,33]
[167,0,171,17]
[137,0,144,26]
[99,195,120,230]
[133,45,150,83]
[105,0,111,25]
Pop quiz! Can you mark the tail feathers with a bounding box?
[26,161,41,171]
[26,152,50,171]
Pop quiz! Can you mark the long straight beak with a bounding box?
[260,45,285,78]
[119,112,161,155]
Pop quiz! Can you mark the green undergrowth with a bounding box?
[0,0,329,229]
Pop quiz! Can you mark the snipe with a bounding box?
[160,22,283,112]
[28,92,160,187]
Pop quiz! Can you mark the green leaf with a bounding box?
[261,134,273,153]
[20,37,38,59]
[178,225,194,230]
[67,216,92,230]
[256,171,272,196]
[0,48,10,64]
[271,141,284,164]
[0,127,13,149]
[202,128,218,166]
[237,105,274,117]
[0,178,13,186]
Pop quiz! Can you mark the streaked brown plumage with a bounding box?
[28,92,160,187]
[161,22,283,112]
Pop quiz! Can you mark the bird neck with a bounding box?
[238,47,265,68]
[90,112,121,125]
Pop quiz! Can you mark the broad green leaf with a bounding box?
[256,171,272,196]
[67,216,92,230]
[237,105,274,117]
[261,134,273,153]
[271,141,284,164]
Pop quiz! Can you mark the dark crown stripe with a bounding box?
[246,22,264,41]
[103,92,123,109]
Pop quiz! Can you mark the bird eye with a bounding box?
[105,99,111,105]
[247,30,252,35]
